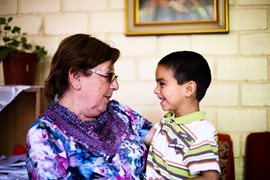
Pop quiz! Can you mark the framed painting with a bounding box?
[124,0,229,35]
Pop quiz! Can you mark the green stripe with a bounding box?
[185,144,218,158]
[151,150,197,178]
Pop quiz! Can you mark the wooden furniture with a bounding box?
[217,133,235,180]
[0,86,47,155]
[244,132,270,180]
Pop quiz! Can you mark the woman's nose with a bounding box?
[110,78,119,91]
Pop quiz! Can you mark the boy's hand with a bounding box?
[188,170,219,180]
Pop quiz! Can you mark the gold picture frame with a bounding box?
[124,0,229,36]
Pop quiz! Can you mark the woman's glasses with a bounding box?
[87,69,118,83]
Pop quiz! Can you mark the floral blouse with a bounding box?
[26,100,152,179]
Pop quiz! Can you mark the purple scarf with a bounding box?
[40,101,130,155]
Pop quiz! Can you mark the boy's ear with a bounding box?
[69,69,81,90]
[185,81,197,97]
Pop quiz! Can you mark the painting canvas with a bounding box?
[125,0,229,35]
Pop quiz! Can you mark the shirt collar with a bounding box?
[163,111,205,124]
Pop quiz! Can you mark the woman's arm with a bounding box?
[26,121,69,179]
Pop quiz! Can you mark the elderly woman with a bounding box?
[26,34,153,179]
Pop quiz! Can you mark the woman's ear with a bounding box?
[185,81,197,98]
[69,69,81,90]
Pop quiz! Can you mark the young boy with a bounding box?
[145,51,220,180]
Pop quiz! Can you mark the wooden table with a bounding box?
[0,86,47,155]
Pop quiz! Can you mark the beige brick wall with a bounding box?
[0,0,269,179]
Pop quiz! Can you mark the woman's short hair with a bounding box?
[45,34,120,101]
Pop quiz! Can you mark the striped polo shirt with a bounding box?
[146,111,220,180]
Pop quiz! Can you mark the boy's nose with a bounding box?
[154,86,159,94]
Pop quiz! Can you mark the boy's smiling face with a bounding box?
[154,64,188,116]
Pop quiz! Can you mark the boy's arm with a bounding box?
[187,170,219,180]
[144,126,157,145]
[144,121,162,145]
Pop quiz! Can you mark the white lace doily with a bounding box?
[0,85,31,111]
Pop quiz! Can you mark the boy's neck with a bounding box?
[174,102,200,118]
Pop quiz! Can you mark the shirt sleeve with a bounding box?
[132,109,153,140]
[183,129,220,175]
[26,119,70,179]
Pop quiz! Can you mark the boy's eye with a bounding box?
[158,82,165,86]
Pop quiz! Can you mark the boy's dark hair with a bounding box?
[158,51,211,102]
